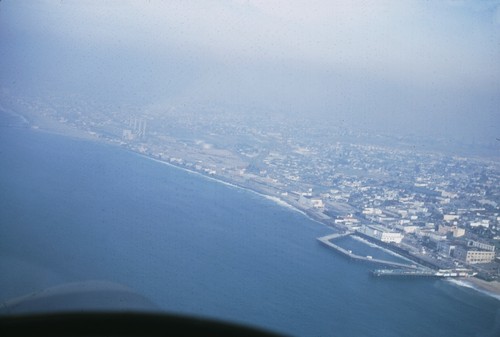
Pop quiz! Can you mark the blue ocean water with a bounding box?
[0,113,499,336]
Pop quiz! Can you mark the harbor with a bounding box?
[317,232,420,270]
[318,232,478,278]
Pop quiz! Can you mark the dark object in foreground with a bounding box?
[0,312,287,337]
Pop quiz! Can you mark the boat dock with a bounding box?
[317,233,419,269]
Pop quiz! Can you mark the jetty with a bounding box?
[317,232,419,270]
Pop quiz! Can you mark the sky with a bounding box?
[0,0,499,142]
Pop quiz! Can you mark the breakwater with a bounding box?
[317,233,418,269]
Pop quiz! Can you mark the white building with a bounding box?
[363,207,382,215]
[444,214,460,222]
[358,225,403,244]
[396,224,418,234]
[470,220,490,229]
[311,198,325,209]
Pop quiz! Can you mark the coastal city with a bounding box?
[3,90,500,282]
[3,2,500,335]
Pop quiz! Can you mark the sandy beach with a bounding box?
[463,278,500,298]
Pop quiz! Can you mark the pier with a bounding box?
[371,269,436,277]
[317,233,419,269]
[372,268,477,278]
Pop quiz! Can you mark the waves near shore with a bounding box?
[447,279,500,301]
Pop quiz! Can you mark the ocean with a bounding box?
[0,112,499,336]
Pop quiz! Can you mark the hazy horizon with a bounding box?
[1,0,499,143]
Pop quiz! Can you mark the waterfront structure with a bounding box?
[372,268,476,278]
[358,225,403,244]
[454,246,495,264]
[317,233,417,270]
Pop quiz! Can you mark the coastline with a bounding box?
[447,278,500,301]
[141,153,329,229]
[5,109,500,300]
[1,106,326,228]
[0,104,29,125]
[0,106,100,143]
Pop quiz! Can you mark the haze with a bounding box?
[1,0,499,144]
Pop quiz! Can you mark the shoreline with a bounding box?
[5,109,500,299]
[0,104,29,125]
[0,106,100,143]
[348,234,500,298]
[447,278,500,301]
[1,106,327,229]
[140,153,330,230]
